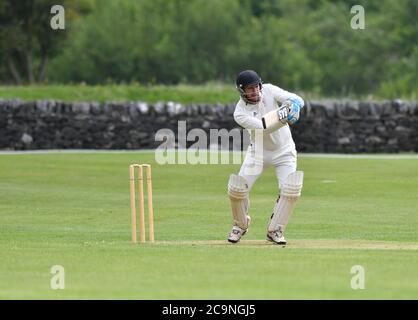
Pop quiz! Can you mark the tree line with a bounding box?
[0,0,417,97]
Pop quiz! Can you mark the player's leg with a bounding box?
[267,150,303,245]
[227,174,251,243]
[227,148,267,243]
[274,152,297,189]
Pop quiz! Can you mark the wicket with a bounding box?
[129,164,155,244]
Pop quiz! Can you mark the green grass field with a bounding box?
[0,151,417,299]
[0,84,238,105]
[0,84,394,105]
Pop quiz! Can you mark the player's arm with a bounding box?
[234,105,288,133]
[268,84,304,125]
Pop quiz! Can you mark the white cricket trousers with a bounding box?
[238,145,297,191]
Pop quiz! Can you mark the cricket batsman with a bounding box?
[227,70,304,245]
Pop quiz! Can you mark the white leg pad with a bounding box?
[268,171,304,232]
[228,174,250,230]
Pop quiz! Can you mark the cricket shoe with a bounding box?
[266,227,287,245]
[227,216,251,243]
